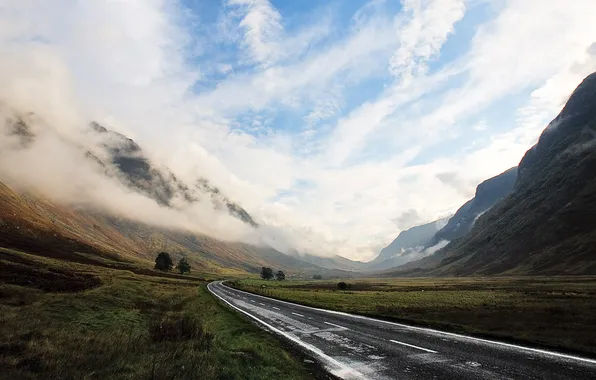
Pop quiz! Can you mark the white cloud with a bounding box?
[227,0,283,67]
[389,0,466,83]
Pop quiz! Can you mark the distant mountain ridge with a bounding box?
[369,166,518,271]
[367,219,448,270]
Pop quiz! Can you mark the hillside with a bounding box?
[388,71,596,276]
[291,253,368,272]
[426,167,517,247]
[0,180,329,276]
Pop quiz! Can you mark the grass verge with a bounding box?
[229,276,596,357]
[0,248,317,380]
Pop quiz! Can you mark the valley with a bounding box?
[1,1,596,378]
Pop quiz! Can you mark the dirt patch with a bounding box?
[0,260,101,292]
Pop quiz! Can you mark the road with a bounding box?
[208,281,596,380]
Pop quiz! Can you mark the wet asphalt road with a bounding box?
[208,281,596,380]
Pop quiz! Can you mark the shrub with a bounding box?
[149,315,213,351]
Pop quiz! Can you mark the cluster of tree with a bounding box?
[312,274,322,280]
[260,267,285,281]
[154,252,191,274]
[337,281,351,290]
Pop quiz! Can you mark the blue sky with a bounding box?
[2,0,596,260]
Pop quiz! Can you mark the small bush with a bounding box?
[337,282,349,290]
[149,315,213,350]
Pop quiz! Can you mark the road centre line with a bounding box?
[324,321,349,330]
[390,339,437,353]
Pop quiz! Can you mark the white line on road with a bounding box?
[390,339,437,353]
[250,300,256,303]
[259,303,266,306]
[207,283,369,380]
[324,321,349,330]
[272,307,281,310]
[291,312,304,317]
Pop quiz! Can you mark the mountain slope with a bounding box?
[426,167,517,247]
[88,122,258,227]
[366,218,448,270]
[390,71,596,276]
[0,180,329,275]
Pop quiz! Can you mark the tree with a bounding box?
[154,252,173,271]
[275,270,285,281]
[337,281,349,290]
[312,274,322,280]
[260,267,274,280]
[176,258,191,274]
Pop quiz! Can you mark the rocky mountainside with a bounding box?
[89,122,258,227]
[426,167,517,247]
[387,71,596,276]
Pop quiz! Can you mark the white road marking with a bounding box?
[324,321,349,330]
[292,312,305,317]
[250,300,256,303]
[259,303,266,306]
[272,306,281,310]
[207,283,369,380]
[390,340,437,353]
[220,283,596,365]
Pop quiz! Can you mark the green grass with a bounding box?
[0,248,315,380]
[230,276,596,357]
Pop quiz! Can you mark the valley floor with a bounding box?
[0,248,321,380]
[229,276,596,358]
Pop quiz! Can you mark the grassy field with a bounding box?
[0,248,319,380]
[230,276,596,357]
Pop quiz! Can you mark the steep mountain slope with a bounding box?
[366,218,449,270]
[426,167,517,247]
[89,122,258,227]
[0,180,328,275]
[389,71,596,276]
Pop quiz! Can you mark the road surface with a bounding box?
[208,281,596,380]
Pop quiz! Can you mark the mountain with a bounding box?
[388,71,596,276]
[88,122,258,227]
[366,218,449,270]
[0,109,333,275]
[0,179,333,275]
[426,167,518,247]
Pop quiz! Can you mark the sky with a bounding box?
[1,0,596,261]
